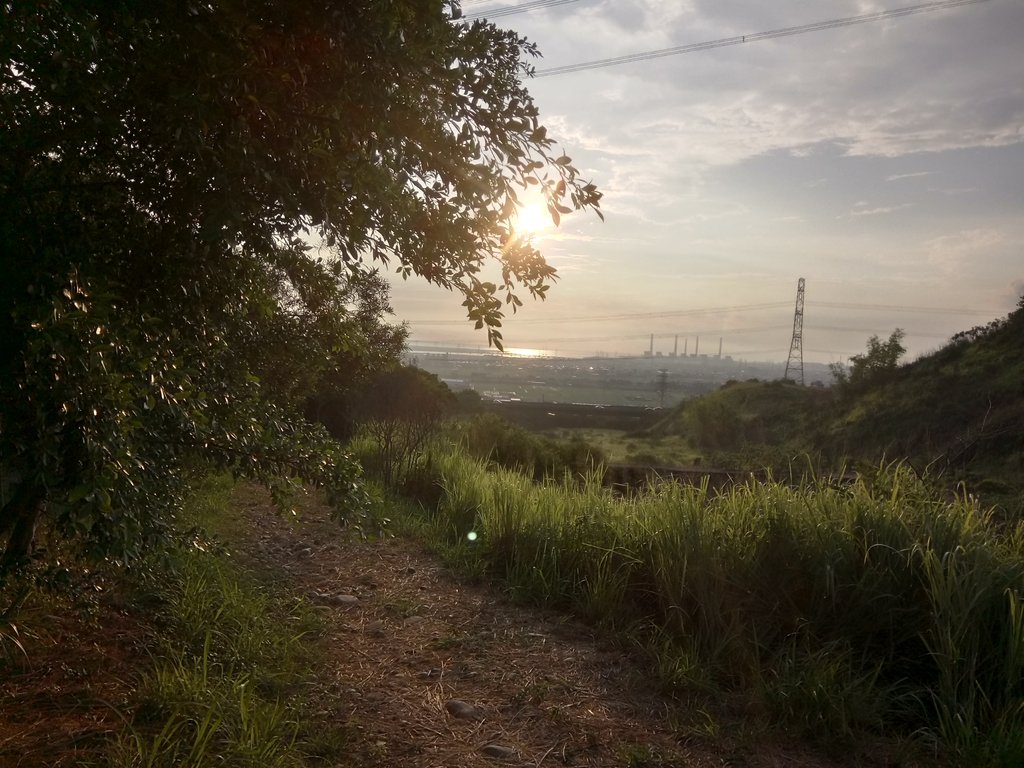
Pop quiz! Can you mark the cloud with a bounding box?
[1009,280,1024,305]
[541,232,596,244]
[886,171,932,182]
[528,0,1024,168]
[844,202,913,218]
[396,3,1023,362]
[923,228,1006,254]
[927,186,978,196]
[921,228,1008,277]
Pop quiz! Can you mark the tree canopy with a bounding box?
[830,329,906,391]
[0,0,602,580]
[355,366,455,485]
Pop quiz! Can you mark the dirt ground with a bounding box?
[0,485,894,767]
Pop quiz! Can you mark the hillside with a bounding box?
[824,304,1024,483]
[652,300,1024,513]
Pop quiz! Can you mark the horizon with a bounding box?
[387,0,1023,366]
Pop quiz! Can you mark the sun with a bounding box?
[513,202,550,240]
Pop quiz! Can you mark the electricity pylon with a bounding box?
[657,369,669,407]
[784,278,805,386]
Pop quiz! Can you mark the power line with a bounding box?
[535,0,994,77]
[413,323,955,347]
[807,301,991,316]
[464,0,582,21]
[405,301,790,326]
[404,298,991,326]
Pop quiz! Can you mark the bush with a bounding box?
[455,413,605,480]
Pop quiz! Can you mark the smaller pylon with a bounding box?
[657,369,669,407]
[784,278,805,386]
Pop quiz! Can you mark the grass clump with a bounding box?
[402,450,1024,765]
[103,476,334,768]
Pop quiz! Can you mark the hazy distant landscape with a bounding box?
[410,345,835,406]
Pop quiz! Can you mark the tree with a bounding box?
[356,367,455,486]
[830,329,906,390]
[0,1,602,581]
[305,270,409,442]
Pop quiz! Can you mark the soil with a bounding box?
[0,484,899,767]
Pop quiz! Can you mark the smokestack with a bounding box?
[695,336,699,356]
[684,338,688,356]
[649,334,654,355]
[718,337,723,358]
[673,335,678,356]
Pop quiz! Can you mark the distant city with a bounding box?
[407,343,834,408]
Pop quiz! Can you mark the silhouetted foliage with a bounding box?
[0,0,601,588]
[305,271,408,442]
[356,367,455,485]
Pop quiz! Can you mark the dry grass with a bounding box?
[0,600,155,766]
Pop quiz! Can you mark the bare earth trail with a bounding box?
[231,485,847,768]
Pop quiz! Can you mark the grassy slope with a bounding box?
[825,311,1024,478]
[649,304,1024,511]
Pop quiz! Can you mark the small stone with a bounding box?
[445,699,483,721]
[327,594,359,607]
[403,615,426,625]
[480,744,517,761]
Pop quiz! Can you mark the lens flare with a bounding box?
[513,203,550,239]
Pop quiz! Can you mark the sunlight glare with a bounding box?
[513,202,550,240]
[504,347,552,358]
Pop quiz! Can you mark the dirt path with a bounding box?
[0,483,875,767]
[230,485,851,768]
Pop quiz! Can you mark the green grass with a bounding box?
[395,448,1024,765]
[552,428,702,467]
[102,475,345,768]
[646,303,1024,517]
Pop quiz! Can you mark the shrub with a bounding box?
[455,413,605,480]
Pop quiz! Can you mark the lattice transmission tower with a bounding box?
[784,277,805,386]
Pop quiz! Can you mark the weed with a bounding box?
[382,597,422,619]
[510,678,551,707]
[102,478,320,768]
[620,742,686,767]
[0,621,27,667]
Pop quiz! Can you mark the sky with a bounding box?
[388,0,1024,364]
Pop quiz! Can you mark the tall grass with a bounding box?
[104,476,328,768]
[403,450,1024,764]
